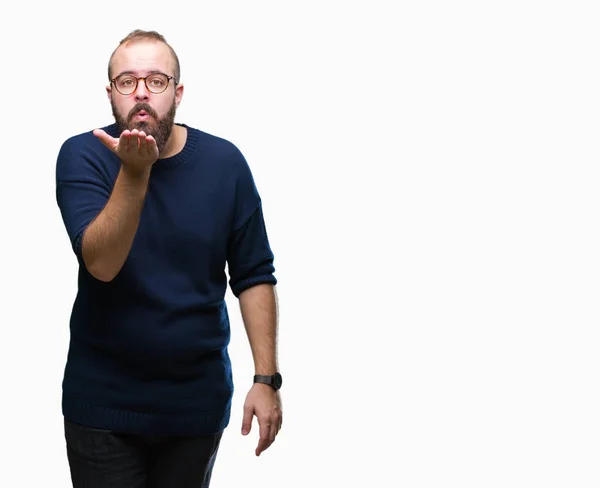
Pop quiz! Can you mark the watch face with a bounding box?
[273,373,282,389]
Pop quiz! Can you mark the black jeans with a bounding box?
[64,419,222,488]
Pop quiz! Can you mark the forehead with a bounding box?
[111,40,175,76]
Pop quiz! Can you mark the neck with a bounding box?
[160,124,187,159]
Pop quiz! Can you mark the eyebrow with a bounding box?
[114,70,165,78]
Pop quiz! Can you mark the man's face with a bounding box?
[107,40,184,153]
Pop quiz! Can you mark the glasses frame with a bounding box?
[111,73,176,95]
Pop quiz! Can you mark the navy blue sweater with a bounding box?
[55,123,277,436]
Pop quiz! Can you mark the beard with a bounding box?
[111,98,177,155]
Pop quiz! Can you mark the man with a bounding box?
[55,29,282,488]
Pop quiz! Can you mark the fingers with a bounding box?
[114,129,154,156]
[138,131,146,152]
[121,129,143,153]
[145,134,159,159]
[97,128,157,170]
[272,409,282,443]
[243,389,283,457]
[269,420,277,448]
[119,129,132,153]
[127,130,158,158]
[241,404,253,436]
[93,129,119,151]
[255,408,282,456]
[256,418,273,457]
[129,129,142,152]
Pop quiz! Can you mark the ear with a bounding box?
[175,83,184,107]
[105,84,112,102]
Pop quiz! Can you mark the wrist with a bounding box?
[253,372,282,391]
[119,165,151,185]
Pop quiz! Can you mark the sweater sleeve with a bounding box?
[55,137,113,262]
[226,149,277,297]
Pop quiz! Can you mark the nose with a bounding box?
[133,79,150,101]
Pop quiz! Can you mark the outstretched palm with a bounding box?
[93,128,159,173]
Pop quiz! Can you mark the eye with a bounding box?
[119,77,135,86]
[149,77,166,87]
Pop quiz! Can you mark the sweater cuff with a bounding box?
[231,275,277,298]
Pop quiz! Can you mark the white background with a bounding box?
[0,1,599,487]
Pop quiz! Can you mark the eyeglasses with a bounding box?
[111,73,175,95]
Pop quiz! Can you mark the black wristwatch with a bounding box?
[253,372,282,391]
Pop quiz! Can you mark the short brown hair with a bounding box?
[108,29,181,84]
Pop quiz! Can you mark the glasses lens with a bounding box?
[115,75,137,95]
[146,74,169,94]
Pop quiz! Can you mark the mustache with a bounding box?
[127,103,158,121]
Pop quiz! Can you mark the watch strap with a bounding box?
[253,373,282,390]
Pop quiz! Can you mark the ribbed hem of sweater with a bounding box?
[63,396,230,437]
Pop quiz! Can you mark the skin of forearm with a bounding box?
[82,166,150,282]
[239,284,279,374]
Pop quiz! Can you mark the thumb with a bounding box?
[93,129,117,151]
[241,403,254,436]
